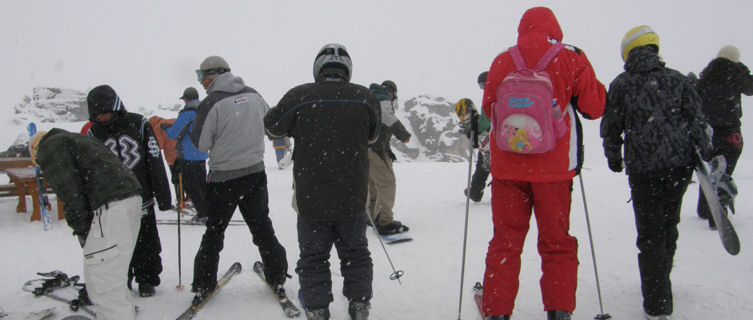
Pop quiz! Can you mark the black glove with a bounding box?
[608,158,623,173]
[700,148,715,162]
[159,123,170,131]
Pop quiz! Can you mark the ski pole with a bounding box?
[578,173,611,320]
[365,210,404,284]
[176,173,185,291]
[456,108,478,320]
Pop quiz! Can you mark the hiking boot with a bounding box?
[547,310,571,320]
[138,284,155,297]
[305,307,330,320]
[348,301,370,320]
[485,316,510,320]
[376,221,409,235]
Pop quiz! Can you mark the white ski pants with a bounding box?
[82,195,142,320]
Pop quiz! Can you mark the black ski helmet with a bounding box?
[477,71,488,89]
[313,43,352,81]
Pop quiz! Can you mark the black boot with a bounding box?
[138,284,155,297]
[547,310,571,320]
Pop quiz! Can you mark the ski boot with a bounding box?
[376,221,409,235]
[304,307,330,320]
[348,301,370,320]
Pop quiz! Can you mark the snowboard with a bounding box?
[696,155,740,255]
[380,233,413,244]
[0,308,54,320]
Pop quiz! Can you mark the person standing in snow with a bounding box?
[148,116,182,206]
[264,43,380,320]
[480,7,606,320]
[463,71,492,202]
[163,87,210,224]
[84,85,172,298]
[367,80,411,235]
[30,128,142,320]
[601,26,713,320]
[694,45,753,228]
[189,55,289,305]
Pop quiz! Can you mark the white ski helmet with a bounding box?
[313,43,352,81]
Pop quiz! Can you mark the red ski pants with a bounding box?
[483,178,578,316]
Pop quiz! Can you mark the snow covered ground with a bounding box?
[0,120,751,319]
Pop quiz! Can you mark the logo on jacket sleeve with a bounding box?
[233,97,248,104]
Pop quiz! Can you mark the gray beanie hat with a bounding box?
[717,45,740,63]
[199,56,230,72]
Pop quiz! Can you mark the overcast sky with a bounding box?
[2,0,752,112]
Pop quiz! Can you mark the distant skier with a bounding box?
[367,80,411,235]
[29,128,143,320]
[163,87,210,224]
[601,26,713,320]
[694,44,753,228]
[265,43,380,320]
[83,85,172,298]
[480,7,606,320]
[462,71,492,202]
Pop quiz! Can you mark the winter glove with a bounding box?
[160,123,170,131]
[700,148,715,163]
[608,158,623,173]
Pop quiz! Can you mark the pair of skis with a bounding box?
[176,261,301,319]
[27,123,53,231]
[22,271,95,318]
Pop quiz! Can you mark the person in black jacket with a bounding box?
[265,43,380,320]
[695,45,753,227]
[30,128,143,320]
[84,85,172,298]
[601,26,713,320]
[367,80,411,235]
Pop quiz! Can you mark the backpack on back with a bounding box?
[492,43,568,154]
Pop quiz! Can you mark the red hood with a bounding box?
[516,7,563,65]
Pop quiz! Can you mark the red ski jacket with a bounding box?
[482,7,606,182]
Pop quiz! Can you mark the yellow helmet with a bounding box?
[621,25,659,61]
[455,98,475,121]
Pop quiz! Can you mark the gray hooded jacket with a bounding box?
[191,72,269,182]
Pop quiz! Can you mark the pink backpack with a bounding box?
[492,43,568,154]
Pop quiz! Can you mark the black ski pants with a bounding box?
[628,166,692,316]
[469,149,490,199]
[129,205,163,287]
[192,171,287,291]
[175,159,210,219]
[697,126,743,223]
[296,214,373,309]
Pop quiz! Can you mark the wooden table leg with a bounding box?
[57,199,65,220]
[28,182,41,222]
[14,182,26,213]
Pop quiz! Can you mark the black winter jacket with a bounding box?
[367,83,411,158]
[601,46,712,175]
[696,58,753,128]
[35,128,142,237]
[86,112,172,210]
[265,77,380,222]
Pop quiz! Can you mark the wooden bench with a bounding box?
[3,167,64,222]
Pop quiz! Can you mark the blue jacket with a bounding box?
[166,100,209,161]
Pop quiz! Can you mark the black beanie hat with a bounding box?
[87,84,126,121]
[381,80,397,95]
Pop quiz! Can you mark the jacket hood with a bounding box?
[87,84,127,122]
[517,7,563,60]
[207,72,247,94]
[624,45,665,73]
[369,83,390,101]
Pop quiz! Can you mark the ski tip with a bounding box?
[231,262,243,272]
